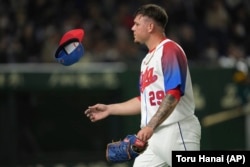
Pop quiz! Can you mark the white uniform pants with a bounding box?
[133,115,201,167]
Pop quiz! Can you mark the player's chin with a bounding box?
[133,38,142,44]
[133,36,138,42]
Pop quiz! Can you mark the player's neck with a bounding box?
[146,33,166,51]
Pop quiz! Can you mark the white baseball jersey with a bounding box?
[139,39,195,128]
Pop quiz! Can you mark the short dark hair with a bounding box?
[134,4,168,29]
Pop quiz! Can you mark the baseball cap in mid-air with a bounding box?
[55,29,85,66]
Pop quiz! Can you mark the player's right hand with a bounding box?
[84,104,110,122]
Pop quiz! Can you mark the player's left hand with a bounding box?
[136,126,154,142]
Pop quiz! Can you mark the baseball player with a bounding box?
[85,4,201,167]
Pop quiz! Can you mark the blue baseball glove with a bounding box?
[106,134,148,163]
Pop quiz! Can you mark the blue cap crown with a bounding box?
[55,39,84,66]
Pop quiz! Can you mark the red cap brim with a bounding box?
[59,29,84,46]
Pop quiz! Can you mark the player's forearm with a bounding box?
[146,94,178,130]
[108,97,141,116]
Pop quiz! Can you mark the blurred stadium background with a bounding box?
[0,0,250,166]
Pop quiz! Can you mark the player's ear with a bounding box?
[147,22,154,32]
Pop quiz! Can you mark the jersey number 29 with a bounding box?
[149,90,165,106]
